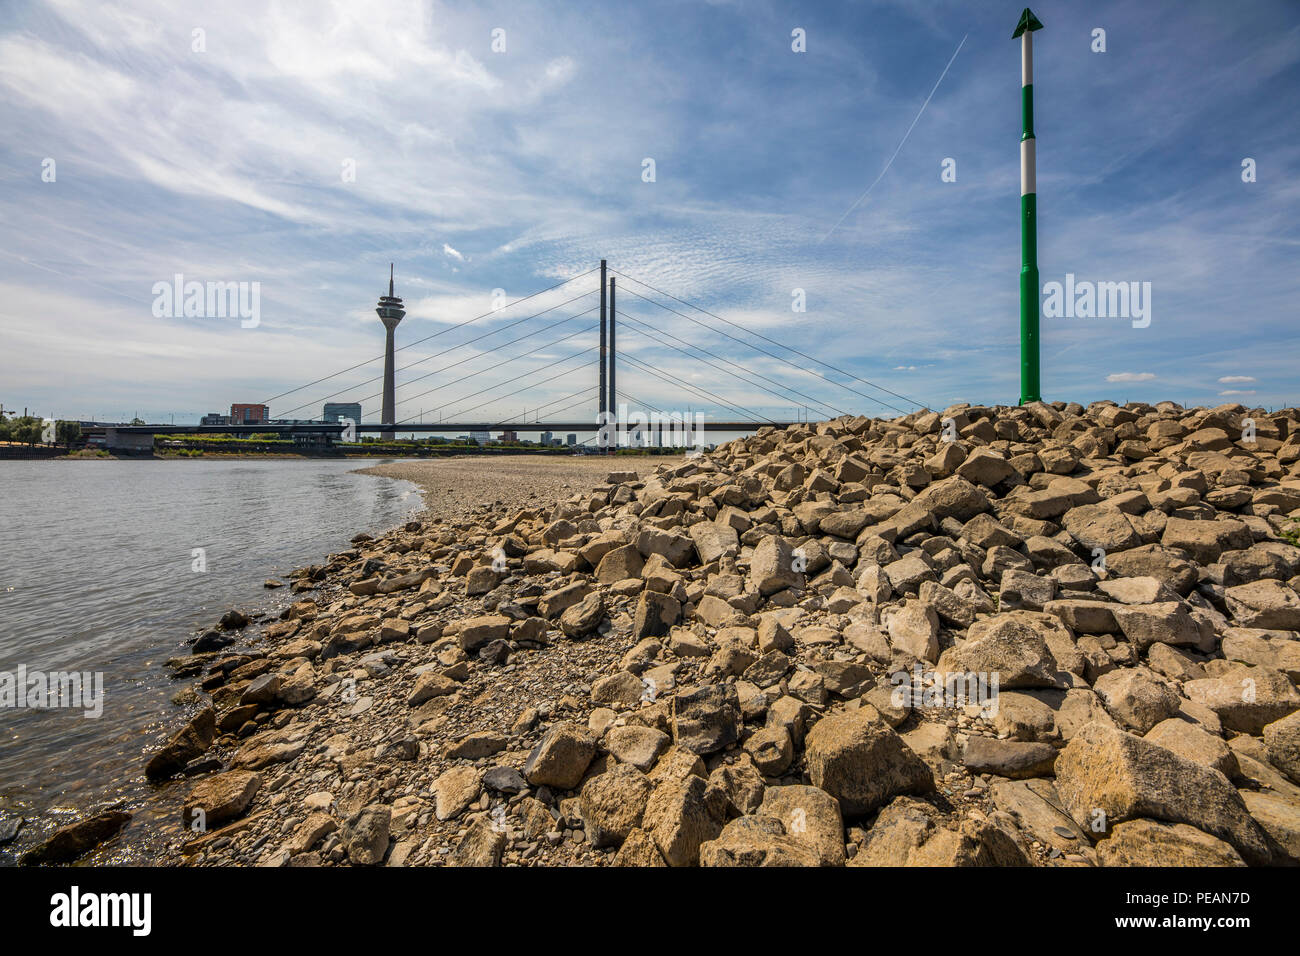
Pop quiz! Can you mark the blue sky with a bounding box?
[1,0,1297,426]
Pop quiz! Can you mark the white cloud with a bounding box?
[442,244,466,262]
[1219,389,1257,396]
[1217,375,1257,384]
[1106,372,1156,383]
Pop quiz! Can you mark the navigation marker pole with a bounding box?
[1014,8,1044,405]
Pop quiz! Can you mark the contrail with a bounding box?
[821,33,969,243]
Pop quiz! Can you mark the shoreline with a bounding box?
[5,455,669,866]
[15,402,1300,869]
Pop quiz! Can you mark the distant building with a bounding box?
[323,402,362,424]
[541,430,553,445]
[471,431,491,444]
[230,403,269,424]
[200,412,231,426]
[567,434,577,446]
[500,430,518,442]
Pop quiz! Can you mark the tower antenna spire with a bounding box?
[376,263,406,440]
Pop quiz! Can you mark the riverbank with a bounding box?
[18,402,1300,868]
[5,455,671,866]
[0,457,426,866]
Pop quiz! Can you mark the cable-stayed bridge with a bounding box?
[96,261,929,450]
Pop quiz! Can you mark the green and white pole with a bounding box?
[1014,8,1044,405]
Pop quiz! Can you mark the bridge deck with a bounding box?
[98,420,800,435]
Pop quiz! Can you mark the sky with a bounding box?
[1,0,1298,428]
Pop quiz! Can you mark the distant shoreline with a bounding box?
[0,447,668,462]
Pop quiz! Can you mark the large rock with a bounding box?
[606,725,671,771]
[757,785,846,866]
[960,737,1057,779]
[1061,504,1142,552]
[1161,517,1252,564]
[594,544,644,583]
[804,708,934,816]
[1105,547,1198,595]
[560,591,606,637]
[591,671,645,709]
[1096,818,1245,866]
[579,764,653,848]
[18,809,131,865]
[1263,710,1300,785]
[699,815,822,867]
[1043,598,1120,634]
[1053,721,1271,865]
[642,775,722,866]
[183,770,261,828]
[989,778,1091,855]
[743,725,794,775]
[633,590,680,639]
[145,706,216,780]
[635,528,695,567]
[1240,790,1300,864]
[1112,602,1212,651]
[749,536,804,595]
[852,796,1029,866]
[523,723,597,789]
[945,613,1060,688]
[1224,580,1300,630]
[671,684,741,755]
[886,600,940,662]
[910,476,990,521]
[407,670,457,706]
[689,521,740,564]
[447,818,505,867]
[457,614,511,652]
[1093,667,1182,734]
[341,805,391,865]
[612,827,667,866]
[1144,718,1237,778]
[1183,666,1300,735]
[434,766,483,820]
[956,448,1016,487]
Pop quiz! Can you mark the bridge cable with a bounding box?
[277,290,599,416]
[260,265,598,406]
[611,270,926,415]
[618,352,772,425]
[618,283,909,417]
[617,310,848,420]
[383,324,598,420]
[393,346,597,424]
[434,350,599,423]
[312,310,600,415]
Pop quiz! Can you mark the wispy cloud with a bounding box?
[0,0,1297,423]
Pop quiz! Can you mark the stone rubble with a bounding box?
[92,400,1300,867]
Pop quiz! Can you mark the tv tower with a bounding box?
[375,263,405,440]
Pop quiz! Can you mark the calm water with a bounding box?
[0,458,422,863]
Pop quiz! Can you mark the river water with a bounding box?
[0,458,422,863]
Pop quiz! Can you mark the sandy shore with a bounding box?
[359,455,684,522]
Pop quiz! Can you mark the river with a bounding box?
[0,458,423,863]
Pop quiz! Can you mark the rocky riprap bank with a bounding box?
[25,400,1300,868]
